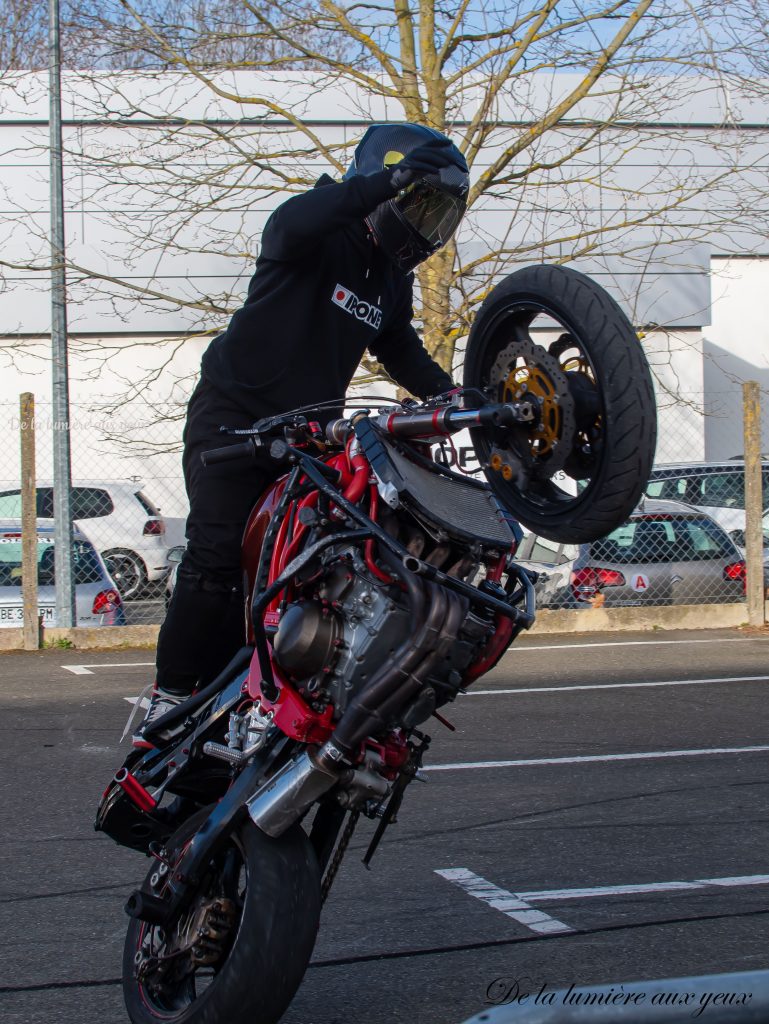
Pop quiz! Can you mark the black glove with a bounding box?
[389,139,467,191]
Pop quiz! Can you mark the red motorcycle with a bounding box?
[97,264,656,1024]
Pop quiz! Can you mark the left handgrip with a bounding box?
[200,440,255,466]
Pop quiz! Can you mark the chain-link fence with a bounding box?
[0,387,767,631]
[0,398,188,628]
[516,388,769,611]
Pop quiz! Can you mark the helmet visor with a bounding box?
[394,183,466,247]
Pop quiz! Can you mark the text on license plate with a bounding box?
[0,606,55,623]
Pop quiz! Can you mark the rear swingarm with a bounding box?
[124,735,290,928]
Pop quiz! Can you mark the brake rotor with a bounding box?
[136,896,239,991]
[488,336,576,480]
[548,333,603,478]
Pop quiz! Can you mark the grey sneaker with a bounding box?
[132,689,187,749]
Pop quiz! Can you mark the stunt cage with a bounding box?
[210,397,539,709]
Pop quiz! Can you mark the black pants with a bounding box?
[155,381,279,694]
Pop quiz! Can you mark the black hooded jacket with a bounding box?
[200,169,454,417]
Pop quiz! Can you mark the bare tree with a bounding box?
[0,0,47,70]
[0,0,765,397]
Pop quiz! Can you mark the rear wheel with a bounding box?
[123,811,321,1024]
[104,549,148,600]
[463,264,657,542]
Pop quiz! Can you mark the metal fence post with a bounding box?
[49,0,75,628]
[742,381,765,626]
[20,393,40,650]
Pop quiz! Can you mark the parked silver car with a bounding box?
[0,521,126,628]
[516,499,751,608]
[0,481,171,599]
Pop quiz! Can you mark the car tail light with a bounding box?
[93,589,122,614]
[142,519,165,536]
[724,560,747,593]
[571,566,626,601]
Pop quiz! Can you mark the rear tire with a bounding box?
[123,814,321,1024]
[464,264,657,543]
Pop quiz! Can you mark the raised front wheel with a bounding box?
[463,264,657,543]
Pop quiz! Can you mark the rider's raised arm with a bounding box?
[260,172,397,262]
[369,288,454,400]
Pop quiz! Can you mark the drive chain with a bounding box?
[320,810,359,905]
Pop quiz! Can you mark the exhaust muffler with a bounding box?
[246,741,346,838]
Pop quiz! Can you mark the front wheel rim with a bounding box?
[474,303,605,516]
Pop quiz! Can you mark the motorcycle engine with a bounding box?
[272,543,495,719]
[273,546,410,717]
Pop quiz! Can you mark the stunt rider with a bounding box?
[134,122,470,748]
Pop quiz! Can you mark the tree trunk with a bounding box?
[416,241,457,376]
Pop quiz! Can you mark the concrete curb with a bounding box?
[0,602,762,652]
[529,602,755,635]
[0,624,160,651]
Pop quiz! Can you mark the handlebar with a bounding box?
[326,400,537,443]
[200,436,342,485]
[202,397,538,468]
[200,440,256,467]
[414,403,536,434]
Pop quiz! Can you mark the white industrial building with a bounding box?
[0,70,768,516]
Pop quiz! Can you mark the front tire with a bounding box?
[123,815,321,1024]
[464,264,657,543]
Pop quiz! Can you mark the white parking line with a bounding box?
[435,868,574,935]
[61,637,756,675]
[509,638,753,653]
[435,869,769,935]
[424,745,769,772]
[123,695,151,709]
[468,674,769,696]
[517,874,769,902]
[62,662,154,675]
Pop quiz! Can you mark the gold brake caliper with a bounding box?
[488,337,576,480]
[502,362,562,456]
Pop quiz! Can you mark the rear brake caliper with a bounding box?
[135,897,239,988]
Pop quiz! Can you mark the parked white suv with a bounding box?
[0,481,171,599]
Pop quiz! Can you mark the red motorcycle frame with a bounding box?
[239,421,523,755]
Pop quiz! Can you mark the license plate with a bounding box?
[0,606,55,624]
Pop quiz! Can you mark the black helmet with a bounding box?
[345,123,469,273]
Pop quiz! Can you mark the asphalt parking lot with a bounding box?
[1,627,768,1023]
